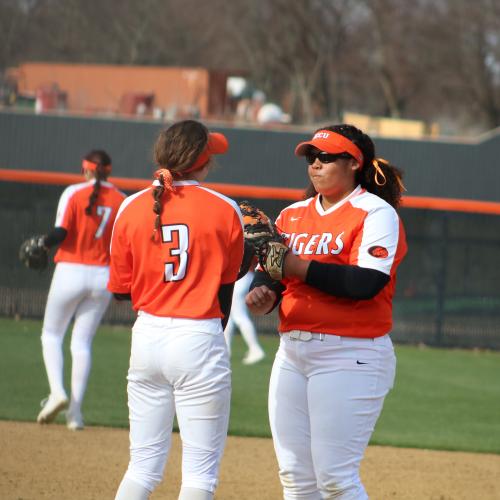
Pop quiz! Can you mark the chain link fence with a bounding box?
[1,181,500,349]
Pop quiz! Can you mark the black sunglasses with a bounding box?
[305,151,352,165]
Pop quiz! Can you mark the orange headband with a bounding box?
[295,130,364,166]
[81,159,112,175]
[82,160,98,172]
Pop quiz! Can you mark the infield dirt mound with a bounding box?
[1,421,499,499]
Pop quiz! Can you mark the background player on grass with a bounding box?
[35,150,126,431]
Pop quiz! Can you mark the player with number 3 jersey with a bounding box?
[37,150,126,431]
[109,120,244,500]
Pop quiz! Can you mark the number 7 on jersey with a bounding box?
[95,205,112,238]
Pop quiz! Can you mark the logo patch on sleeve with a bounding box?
[368,246,389,258]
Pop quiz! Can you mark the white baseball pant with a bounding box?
[116,312,231,497]
[268,332,396,500]
[41,262,111,413]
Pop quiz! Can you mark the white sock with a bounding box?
[69,344,92,415]
[41,331,67,399]
[178,487,213,500]
[115,477,150,500]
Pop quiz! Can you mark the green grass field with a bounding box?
[1,317,499,454]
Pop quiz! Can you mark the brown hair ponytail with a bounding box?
[151,169,174,241]
[83,150,112,215]
[359,157,405,209]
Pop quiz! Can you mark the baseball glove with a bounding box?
[19,235,48,271]
[238,201,282,251]
[238,201,288,280]
[259,240,289,281]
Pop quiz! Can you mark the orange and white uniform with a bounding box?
[276,184,407,337]
[54,180,126,265]
[108,180,244,496]
[41,179,126,428]
[268,185,407,500]
[108,181,243,321]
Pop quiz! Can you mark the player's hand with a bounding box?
[245,285,277,315]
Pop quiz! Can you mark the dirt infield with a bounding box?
[1,421,499,499]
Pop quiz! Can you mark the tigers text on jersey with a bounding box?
[108,181,244,320]
[54,180,126,266]
[276,185,407,338]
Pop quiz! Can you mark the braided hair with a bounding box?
[150,120,209,241]
[304,124,405,209]
[83,150,112,216]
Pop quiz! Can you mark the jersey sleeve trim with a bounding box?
[54,181,92,227]
[109,187,150,252]
[197,186,244,228]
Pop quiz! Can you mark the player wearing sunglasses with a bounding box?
[246,124,407,500]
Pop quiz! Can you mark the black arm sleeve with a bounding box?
[113,293,132,301]
[249,270,286,314]
[44,227,68,248]
[305,261,390,300]
[218,282,235,330]
[237,240,255,280]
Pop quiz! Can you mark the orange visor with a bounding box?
[183,132,229,173]
[295,130,364,166]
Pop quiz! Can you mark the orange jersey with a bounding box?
[276,186,407,338]
[54,180,126,266]
[108,181,244,319]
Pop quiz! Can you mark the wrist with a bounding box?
[283,252,310,280]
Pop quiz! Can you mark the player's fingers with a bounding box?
[245,286,272,307]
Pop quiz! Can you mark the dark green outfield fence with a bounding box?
[1,111,500,349]
[1,181,500,350]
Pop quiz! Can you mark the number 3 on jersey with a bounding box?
[161,224,189,281]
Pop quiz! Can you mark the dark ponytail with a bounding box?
[83,150,112,216]
[358,156,405,209]
[303,124,405,209]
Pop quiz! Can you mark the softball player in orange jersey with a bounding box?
[247,125,407,499]
[37,150,126,430]
[109,120,244,500]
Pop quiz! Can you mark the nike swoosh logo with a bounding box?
[356,360,368,365]
[290,217,301,221]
